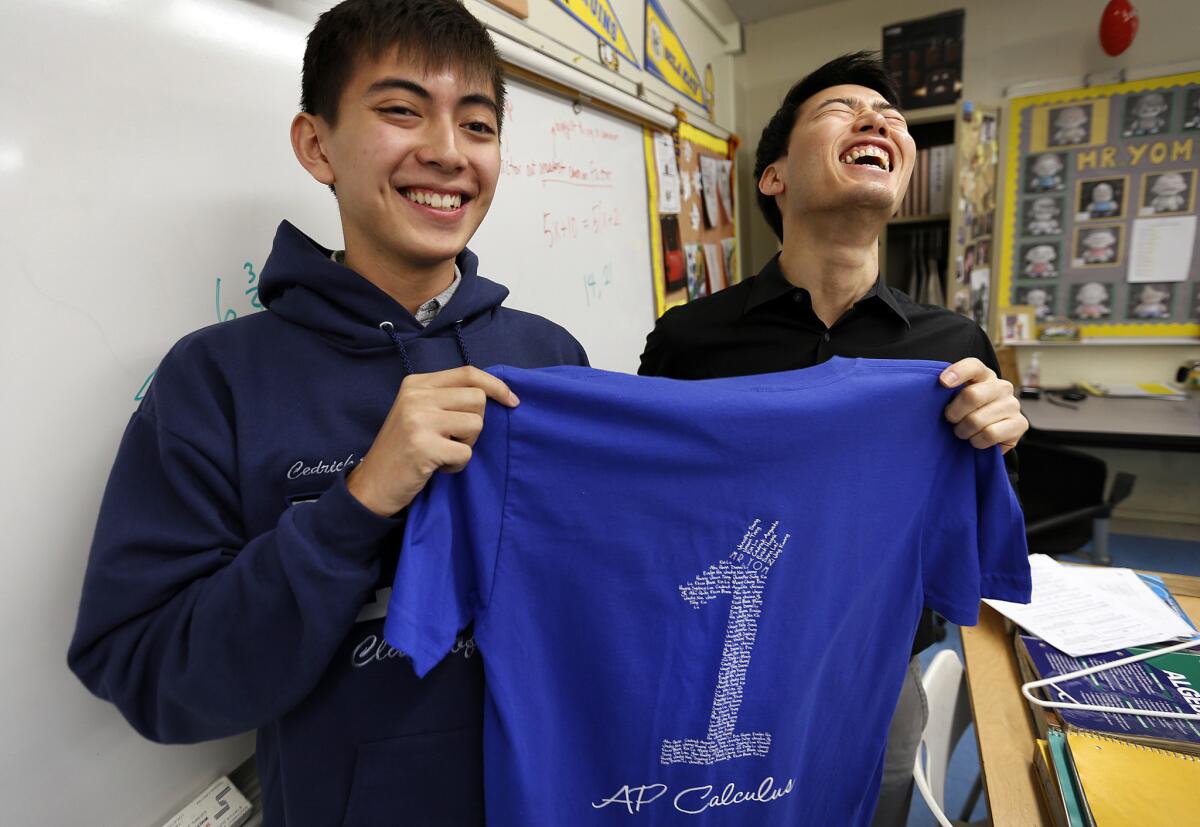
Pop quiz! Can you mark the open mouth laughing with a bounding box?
[838,141,893,173]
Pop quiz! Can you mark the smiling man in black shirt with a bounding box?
[639,52,1026,826]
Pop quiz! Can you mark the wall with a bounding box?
[733,0,1200,525]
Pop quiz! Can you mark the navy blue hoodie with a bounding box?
[68,221,588,825]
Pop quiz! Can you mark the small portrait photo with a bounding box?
[1019,242,1061,279]
[963,244,976,275]
[1073,225,1123,267]
[1001,305,1037,343]
[1023,196,1063,236]
[1127,282,1175,320]
[1048,103,1093,147]
[1026,152,1067,193]
[1140,170,1197,216]
[1076,176,1128,221]
[980,211,994,237]
[1122,90,1173,137]
[1071,281,1115,321]
[970,268,990,323]
[658,214,686,292]
[975,238,992,267]
[1016,285,1056,320]
[684,243,708,301]
[1184,87,1200,131]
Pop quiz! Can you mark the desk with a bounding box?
[1021,393,1200,452]
[961,572,1200,826]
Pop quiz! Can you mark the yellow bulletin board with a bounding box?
[645,121,739,317]
[999,72,1200,338]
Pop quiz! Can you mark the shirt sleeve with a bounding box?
[383,392,511,678]
[638,305,690,378]
[920,439,1032,626]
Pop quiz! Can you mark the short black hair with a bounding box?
[754,51,900,240]
[301,0,506,135]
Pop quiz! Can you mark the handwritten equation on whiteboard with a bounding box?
[542,203,623,248]
[134,261,262,401]
[500,114,620,190]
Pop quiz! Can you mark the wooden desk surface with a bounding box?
[961,571,1200,826]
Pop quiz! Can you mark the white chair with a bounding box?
[912,650,975,827]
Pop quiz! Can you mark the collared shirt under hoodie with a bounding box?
[638,253,1011,655]
[331,249,462,327]
[67,220,588,827]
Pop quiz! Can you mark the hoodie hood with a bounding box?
[259,220,510,350]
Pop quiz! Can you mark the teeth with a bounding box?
[839,145,890,171]
[402,189,462,210]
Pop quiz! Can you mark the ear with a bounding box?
[758,161,784,198]
[291,112,336,187]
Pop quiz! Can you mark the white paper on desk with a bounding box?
[983,555,1195,657]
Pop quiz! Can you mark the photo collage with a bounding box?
[1007,80,1200,330]
[648,122,738,316]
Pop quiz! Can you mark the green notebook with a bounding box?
[1046,728,1088,827]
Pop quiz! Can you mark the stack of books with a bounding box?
[1013,573,1200,825]
[897,143,953,218]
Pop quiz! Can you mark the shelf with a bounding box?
[888,213,950,225]
[903,103,957,125]
[1001,338,1200,347]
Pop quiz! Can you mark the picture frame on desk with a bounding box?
[1001,305,1038,344]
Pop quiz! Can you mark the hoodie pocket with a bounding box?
[341,727,484,827]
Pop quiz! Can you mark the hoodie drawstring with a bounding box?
[452,322,473,367]
[379,320,473,377]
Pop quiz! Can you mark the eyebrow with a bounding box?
[816,97,903,116]
[364,77,499,116]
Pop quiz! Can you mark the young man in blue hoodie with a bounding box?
[68,1,585,823]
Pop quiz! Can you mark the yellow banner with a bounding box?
[645,0,704,106]
[553,0,638,65]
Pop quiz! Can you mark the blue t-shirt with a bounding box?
[384,357,1031,825]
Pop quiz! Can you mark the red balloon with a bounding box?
[1099,0,1138,56]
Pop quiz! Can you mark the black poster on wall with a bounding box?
[882,10,964,110]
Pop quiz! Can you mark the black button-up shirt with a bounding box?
[639,254,1007,655]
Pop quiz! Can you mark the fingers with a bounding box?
[939,357,991,388]
[952,397,1029,449]
[408,366,519,407]
[401,385,489,417]
[943,376,1016,424]
[346,368,510,516]
[968,416,1029,451]
[436,409,485,446]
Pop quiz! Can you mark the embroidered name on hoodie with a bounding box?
[286,453,358,480]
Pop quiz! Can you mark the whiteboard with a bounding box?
[0,1,655,824]
[474,82,656,370]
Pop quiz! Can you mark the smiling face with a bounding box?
[1057,107,1087,129]
[1027,245,1055,264]
[1135,93,1167,118]
[1033,154,1062,176]
[760,84,915,224]
[296,52,501,271]
[1153,173,1187,196]
[1032,198,1059,219]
